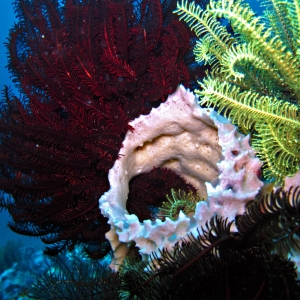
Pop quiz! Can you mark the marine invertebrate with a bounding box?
[159,188,203,220]
[120,187,300,300]
[174,0,300,183]
[27,250,119,300]
[100,85,262,270]
[0,0,203,258]
[127,168,197,222]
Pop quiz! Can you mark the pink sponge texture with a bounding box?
[99,85,263,270]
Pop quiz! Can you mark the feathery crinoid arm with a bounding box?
[175,0,300,182]
[289,0,300,57]
[158,189,203,220]
[207,0,300,99]
[197,76,300,182]
[261,0,297,55]
[219,43,283,84]
[174,0,235,70]
[198,76,300,130]
[252,122,300,181]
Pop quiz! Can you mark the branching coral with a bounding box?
[174,0,300,183]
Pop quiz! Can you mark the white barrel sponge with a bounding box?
[99,85,263,271]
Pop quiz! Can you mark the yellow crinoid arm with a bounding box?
[197,76,300,131]
[219,43,282,83]
[197,76,300,182]
[207,0,300,98]
[262,0,296,55]
[159,189,203,220]
[290,0,300,54]
[252,122,300,182]
[176,0,300,182]
[174,0,235,67]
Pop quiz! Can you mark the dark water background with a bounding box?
[0,0,44,250]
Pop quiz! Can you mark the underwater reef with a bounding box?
[175,0,300,183]
[119,188,300,299]
[0,0,207,259]
[22,187,300,299]
[1,0,300,299]
[0,242,52,300]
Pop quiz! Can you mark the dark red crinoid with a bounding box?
[0,0,207,259]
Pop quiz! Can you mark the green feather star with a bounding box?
[159,189,203,220]
[174,0,300,183]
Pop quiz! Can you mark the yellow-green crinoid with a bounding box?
[174,0,300,183]
[159,189,203,220]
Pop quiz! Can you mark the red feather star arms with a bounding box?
[0,0,206,258]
